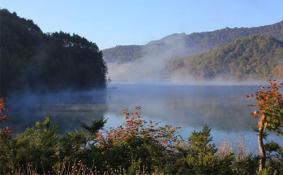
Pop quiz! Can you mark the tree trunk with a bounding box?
[258,114,266,172]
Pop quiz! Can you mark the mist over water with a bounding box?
[107,34,189,81]
[105,83,256,130]
[3,82,282,151]
[4,89,107,133]
[105,83,283,151]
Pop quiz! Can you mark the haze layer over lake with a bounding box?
[4,82,283,152]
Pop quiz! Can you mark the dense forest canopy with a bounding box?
[167,36,283,80]
[0,9,107,96]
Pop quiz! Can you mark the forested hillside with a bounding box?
[167,36,283,80]
[103,20,283,64]
[103,45,144,63]
[0,9,107,96]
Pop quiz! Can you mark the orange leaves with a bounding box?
[0,98,6,122]
[100,107,145,146]
[0,97,10,135]
[96,107,179,148]
[0,127,11,135]
[0,98,5,111]
[255,80,282,114]
[248,80,283,130]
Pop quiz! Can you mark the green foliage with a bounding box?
[0,134,15,173]
[168,35,283,80]
[58,130,88,162]
[231,155,258,175]
[15,117,59,173]
[264,141,283,174]
[81,119,106,135]
[185,125,219,174]
[0,116,282,174]
[0,9,107,96]
[174,125,235,175]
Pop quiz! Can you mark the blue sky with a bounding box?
[1,0,283,49]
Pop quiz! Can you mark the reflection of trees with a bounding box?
[5,90,107,133]
[5,85,259,133]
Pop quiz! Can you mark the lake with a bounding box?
[3,83,282,153]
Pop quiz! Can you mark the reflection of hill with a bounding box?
[4,90,107,133]
[4,85,258,133]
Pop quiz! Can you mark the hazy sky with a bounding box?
[1,0,283,49]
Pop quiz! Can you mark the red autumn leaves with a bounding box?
[247,80,283,130]
[96,106,179,148]
[0,98,11,135]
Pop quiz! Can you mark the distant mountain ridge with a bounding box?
[167,35,283,80]
[103,20,283,64]
[104,20,283,81]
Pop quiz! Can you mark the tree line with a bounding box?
[0,9,107,97]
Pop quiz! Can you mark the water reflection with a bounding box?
[106,84,257,131]
[2,83,282,150]
[4,90,107,133]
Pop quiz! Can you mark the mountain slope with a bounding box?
[103,20,283,64]
[103,45,144,63]
[167,35,283,80]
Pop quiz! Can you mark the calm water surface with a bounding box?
[3,83,282,152]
